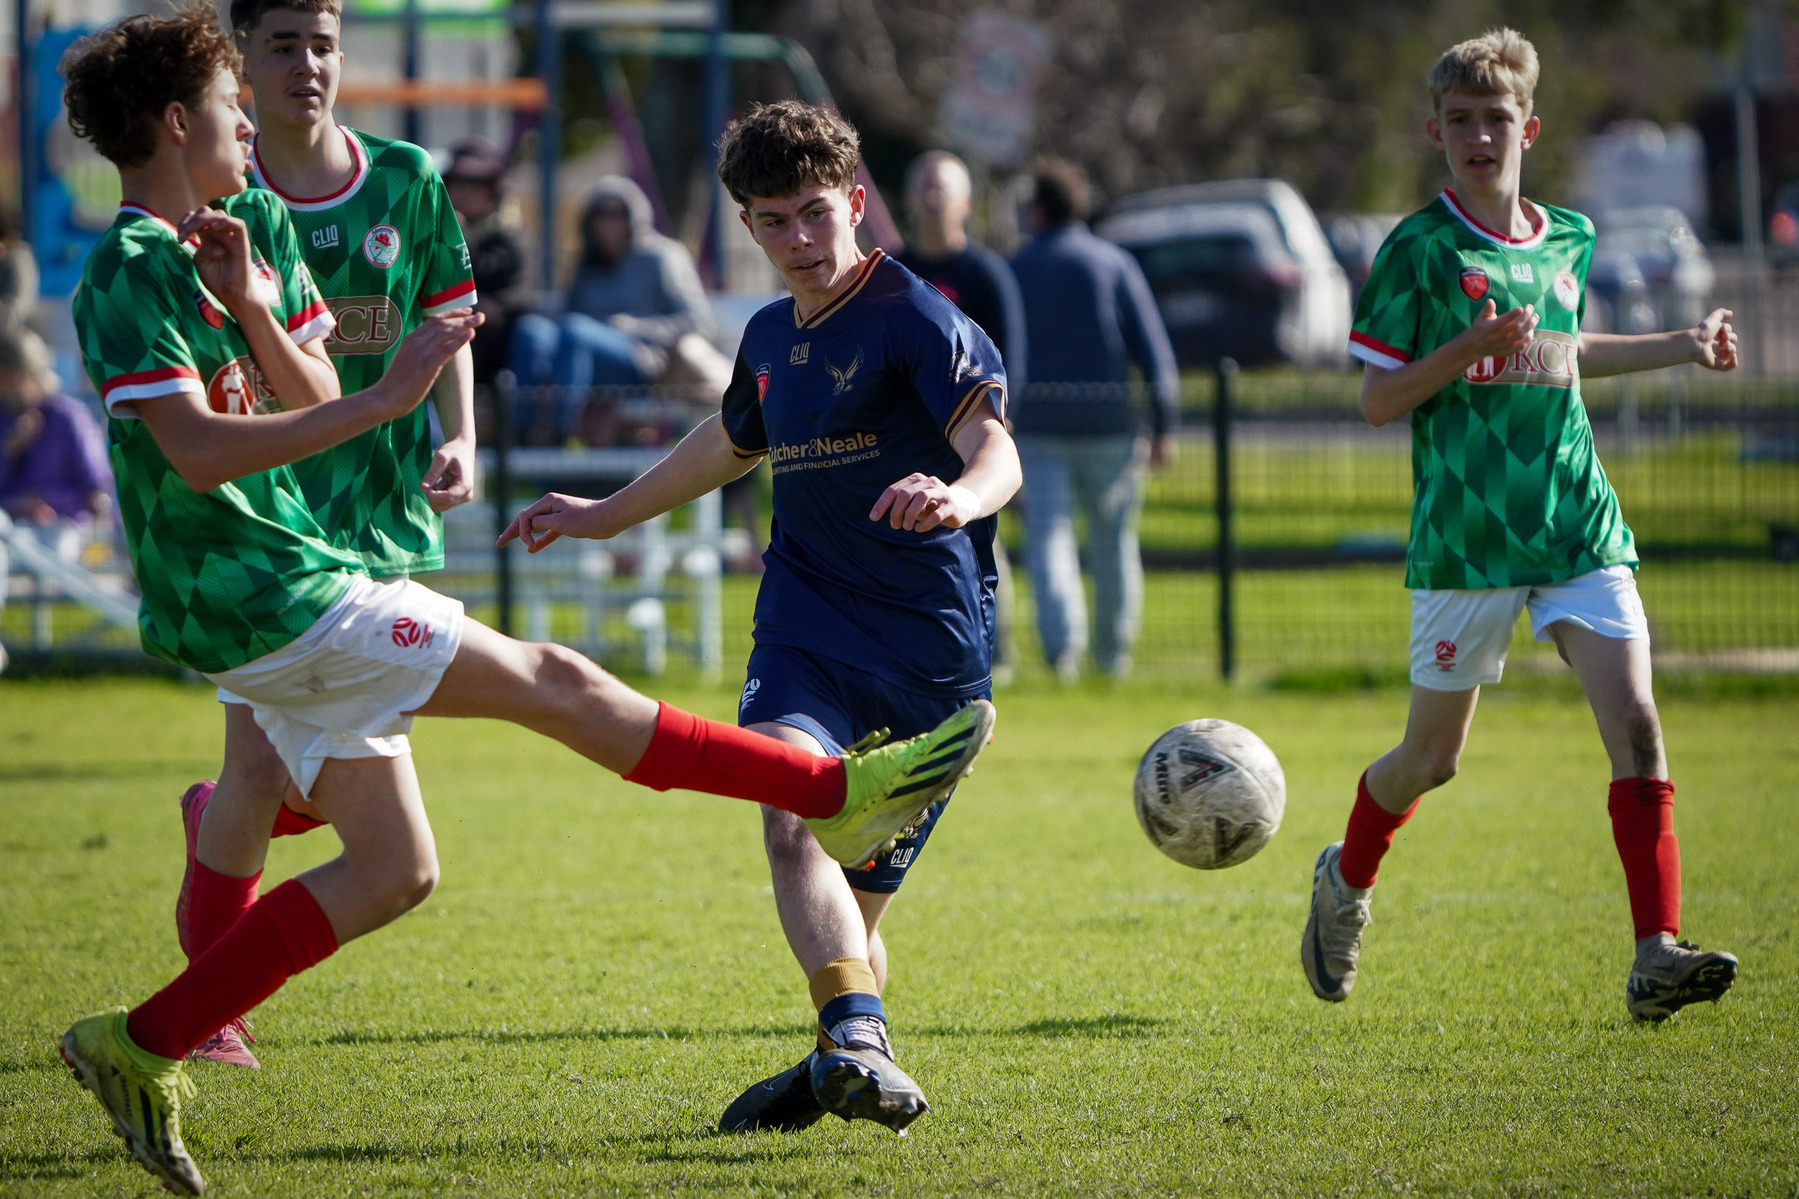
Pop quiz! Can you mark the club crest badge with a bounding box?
[193,288,225,330]
[363,224,401,269]
[1553,269,1580,311]
[1459,266,1490,301]
[755,363,771,401]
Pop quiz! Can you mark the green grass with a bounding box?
[1,676,1795,1196]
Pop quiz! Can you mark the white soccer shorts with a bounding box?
[1409,564,1648,691]
[204,575,464,797]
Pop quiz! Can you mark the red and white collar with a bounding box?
[118,202,200,249]
[1440,189,1548,251]
[250,124,369,212]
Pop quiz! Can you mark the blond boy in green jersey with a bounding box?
[170,0,480,1067]
[1304,28,1741,1022]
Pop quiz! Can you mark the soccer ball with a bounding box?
[1133,719,1285,869]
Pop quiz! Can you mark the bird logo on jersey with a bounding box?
[755,363,771,401]
[825,349,864,395]
[1459,266,1490,301]
[363,224,401,269]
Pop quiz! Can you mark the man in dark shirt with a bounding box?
[1010,158,1179,679]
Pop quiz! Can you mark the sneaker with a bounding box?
[60,1007,205,1196]
[189,1018,259,1069]
[717,1051,827,1133]
[810,1039,929,1135]
[174,781,215,959]
[1302,842,1373,1002]
[1627,939,1739,1022]
[811,700,995,868]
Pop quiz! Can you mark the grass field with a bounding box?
[2,674,1795,1196]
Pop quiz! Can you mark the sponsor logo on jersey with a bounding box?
[789,341,810,365]
[207,356,281,415]
[363,224,402,269]
[1553,269,1580,311]
[311,225,341,250]
[323,295,401,355]
[768,430,881,473]
[739,676,760,714]
[1434,639,1457,670]
[1459,266,1490,301]
[755,363,771,401]
[825,348,864,395]
[1462,328,1579,388]
[194,288,226,330]
[950,348,984,383]
[1510,262,1534,284]
[390,616,434,648]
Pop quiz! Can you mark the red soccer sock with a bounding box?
[185,862,261,961]
[623,702,846,818]
[271,802,328,838]
[1337,771,1419,889]
[127,879,338,1061]
[1608,777,1680,940]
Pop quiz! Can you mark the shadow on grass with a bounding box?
[0,759,212,782]
[919,1014,1174,1039]
[315,1023,809,1048]
[0,1149,126,1181]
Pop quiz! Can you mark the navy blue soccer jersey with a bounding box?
[722,249,1007,697]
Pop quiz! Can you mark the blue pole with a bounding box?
[702,0,729,285]
[535,0,558,292]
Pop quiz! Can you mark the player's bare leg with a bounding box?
[1552,622,1737,1019]
[716,722,927,1134]
[1305,685,1480,1001]
[296,755,439,942]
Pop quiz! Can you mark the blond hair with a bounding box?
[1428,28,1539,118]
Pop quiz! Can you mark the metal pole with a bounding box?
[535,0,559,292]
[1213,358,1237,681]
[1734,81,1765,375]
[402,0,422,147]
[492,374,516,636]
[16,0,34,239]
[701,0,730,285]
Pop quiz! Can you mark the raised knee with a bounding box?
[379,855,439,916]
[761,807,815,860]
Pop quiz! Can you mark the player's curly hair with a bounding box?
[229,0,342,37]
[62,4,240,168]
[1429,28,1540,119]
[717,101,860,207]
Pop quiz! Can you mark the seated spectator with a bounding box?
[443,140,529,396]
[507,176,732,444]
[0,327,112,528]
[0,203,39,333]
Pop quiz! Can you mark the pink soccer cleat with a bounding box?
[174,781,215,958]
[189,1018,259,1069]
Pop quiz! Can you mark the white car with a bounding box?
[1099,179,1352,368]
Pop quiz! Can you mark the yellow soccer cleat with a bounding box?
[60,1007,205,1195]
[810,699,996,868]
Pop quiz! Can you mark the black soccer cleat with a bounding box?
[1626,940,1739,1022]
[717,1051,827,1133]
[810,1045,929,1134]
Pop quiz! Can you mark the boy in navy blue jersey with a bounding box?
[505,101,1020,1134]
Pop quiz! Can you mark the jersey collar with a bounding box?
[250,124,370,212]
[117,202,200,249]
[1440,189,1548,251]
[794,249,885,330]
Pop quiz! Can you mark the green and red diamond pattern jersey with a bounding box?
[1348,190,1636,590]
[250,126,476,577]
[74,191,361,674]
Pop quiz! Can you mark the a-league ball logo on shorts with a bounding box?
[1434,639,1458,671]
[739,677,761,714]
[364,224,402,269]
[391,616,434,648]
[1459,266,1490,301]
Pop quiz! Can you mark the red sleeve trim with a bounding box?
[285,298,330,333]
[1349,330,1411,365]
[103,365,202,393]
[420,279,478,312]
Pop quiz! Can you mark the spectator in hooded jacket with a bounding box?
[507,176,731,443]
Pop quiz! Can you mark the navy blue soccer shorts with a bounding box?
[737,643,991,894]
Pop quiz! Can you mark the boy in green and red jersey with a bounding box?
[1303,28,1741,1022]
[170,0,479,1067]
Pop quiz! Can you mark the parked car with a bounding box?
[1097,179,1352,368]
[1326,212,1403,302]
[1587,206,1715,332]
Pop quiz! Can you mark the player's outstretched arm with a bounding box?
[1359,299,1538,427]
[499,411,758,552]
[421,344,477,512]
[869,400,1020,533]
[179,208,340,411]
[135,311,481,493]
[1578,308,1738,379]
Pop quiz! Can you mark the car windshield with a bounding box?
[1127,234,1261,283]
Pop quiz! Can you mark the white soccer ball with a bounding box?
[1133,719,1285,870]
